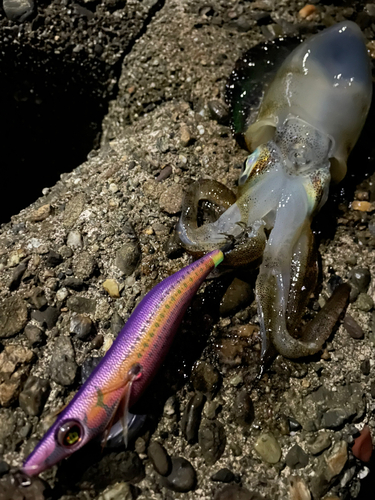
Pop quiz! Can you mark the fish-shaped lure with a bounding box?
[22,249,224,476]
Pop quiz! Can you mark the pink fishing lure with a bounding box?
[22,249,224,476]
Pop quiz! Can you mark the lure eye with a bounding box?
[56,420,84,449]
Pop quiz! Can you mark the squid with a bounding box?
[177,21,372,360]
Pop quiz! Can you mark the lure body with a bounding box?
[22,249,224,476]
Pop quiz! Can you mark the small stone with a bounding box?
[159,185,184,215]
[24,324,46,347]
[63,193,86,228]
[0,345,35,406]
[91,334,104,349]
[28,287,47,310]
[355,293,374,312]
[70,314,93,340]
[163,396,177,417]
[213,484,258,500]
[163,235,184,259]
[211,468,235,483]
[285,445,309,469]
[103,279,120,298]
[31,306,59,330]
[220,278,253,316]
[3,0,34,22]
[67,230,83,249]
[181,392,206,443]
[0,460,10,476]
[254,433,282,464]
[115,242,141,276]
[50,337,77,386]
[343,314,364,339]
[351,200,375,212]
[289,476,311,500]
[148,441,171,476]
[360,359,370,375]
[234,388,255,426]
[191,360,221,397]
[348,267,371,293]
[45,250,63,267]
[0,296,28,338]
[156,166,173,182]
[161,457,196,492]
[352,425,373,462]
[67,296,96,314]
[298,4,316,19]
[73,251,96,279]
[198,419,226,465]
[19,376,50,416]
[7,248,26,268]
[63,277,85,291]
[180,125,194,147]
[321,409,348,430]
[111,311,124,337]
[8,262,27,291]
[98,482,135,500]
[307,432,332,455]
[56,288,69,302]
[325,441,347,480]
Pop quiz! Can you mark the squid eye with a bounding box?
[56,420,84,449]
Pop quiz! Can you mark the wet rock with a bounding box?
[67,230,83,249]
[219,278,253,316]
[0,345,35,406]
[0,460,9,476]
[0,296,28,338]
[45,250,63,267]
[147,441,171,476]
[207,100,229,124]
[289,476,311,500]
[115,242,141,276]
[70,314,93,340]
[98,482,135,500]
[159,185,184,215]
[285,444,309,469]
[156,166,173,182]
[163,235,184,259]
[3,0,34,21]
[211,468,235,483]
[214,484,261,500]
[254,433,281,464]
[307,432,332,455]
[163,395,177,417]
[181,392,206,443]
[326,441,347,480]
[160,457,196,492]
[8,262,27,291]
[50,337,77,386]
[73,251,96,279]
[360,359,370,375]
[111,311,124,337]
[19,376,50,416]
[63,277,85,291]
[29,203,51,222]
[354,293,374,312]
[352,425,373,462]
[343,313,364,339]
[321,409,348,430]
[198,419,226,465]
[63,193,86,228]
[67,296,96,314]
[191,360,221,398]
[28,287,47,310]
[103,279,120,298]
[31,306,59,330]
[180,124,194,147]
[234,388,255,426]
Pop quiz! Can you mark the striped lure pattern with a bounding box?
[22,249,224,476]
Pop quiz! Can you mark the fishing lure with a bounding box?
[177,21,371,359]
[22,248,224,476]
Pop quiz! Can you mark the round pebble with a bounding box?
[148,441,171,476]
[161,457,196,492]
[254,433,281,464]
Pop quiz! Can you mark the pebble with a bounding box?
[207,101,230,125]
[191,360,221,397]
[50,337,77,386]
[307,432,332,455]
[115,242,141,276]
[326,441,347,480]
[352,425,373,462]
[219,278,253,316]
[31,306,59,330]
[147,441,171,476]
[163,235,184,259]
[360,359,370,375]
[63,193,86,228]
[63,277,85,291]
[160,457,196,492]
[343,313,364,339]
[67,296,96,314]
[159,185,184,214]
[321,409,348,430]
[289,476,311,500]
[7,248,27,268]
[0,296,28,338]
[0,345,35,406]
[98,482,135,500]
[8,262,27,291]
[285,444,309,469]
[351,200,375,212]
[355,293,374,312]
[298,4,316,19]
[45,250,63,267]
[211,468,235,483]
[28,287,48,310]
[156,165,173,182]
[234,388,255,426]
[111,311,124,337]
[73,251,96,279]
[70,314,93,340]
[0,460,10,476]
[56,288,69,302]
[67,230,83,249]
[3,0,34,22]
[181,392,206,443]
[198,419,226,465]
[180,125,194,147]
[213,484,257,500]
[254,433,282,464]
[103,279,120,298]
[19,376,50,416]
[24,324,46,347]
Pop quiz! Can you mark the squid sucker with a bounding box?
[21,249,224,476]
[177,21,372,360]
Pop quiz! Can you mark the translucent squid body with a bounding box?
[177,22,372,359]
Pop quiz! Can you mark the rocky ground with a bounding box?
[0,0,375,499]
